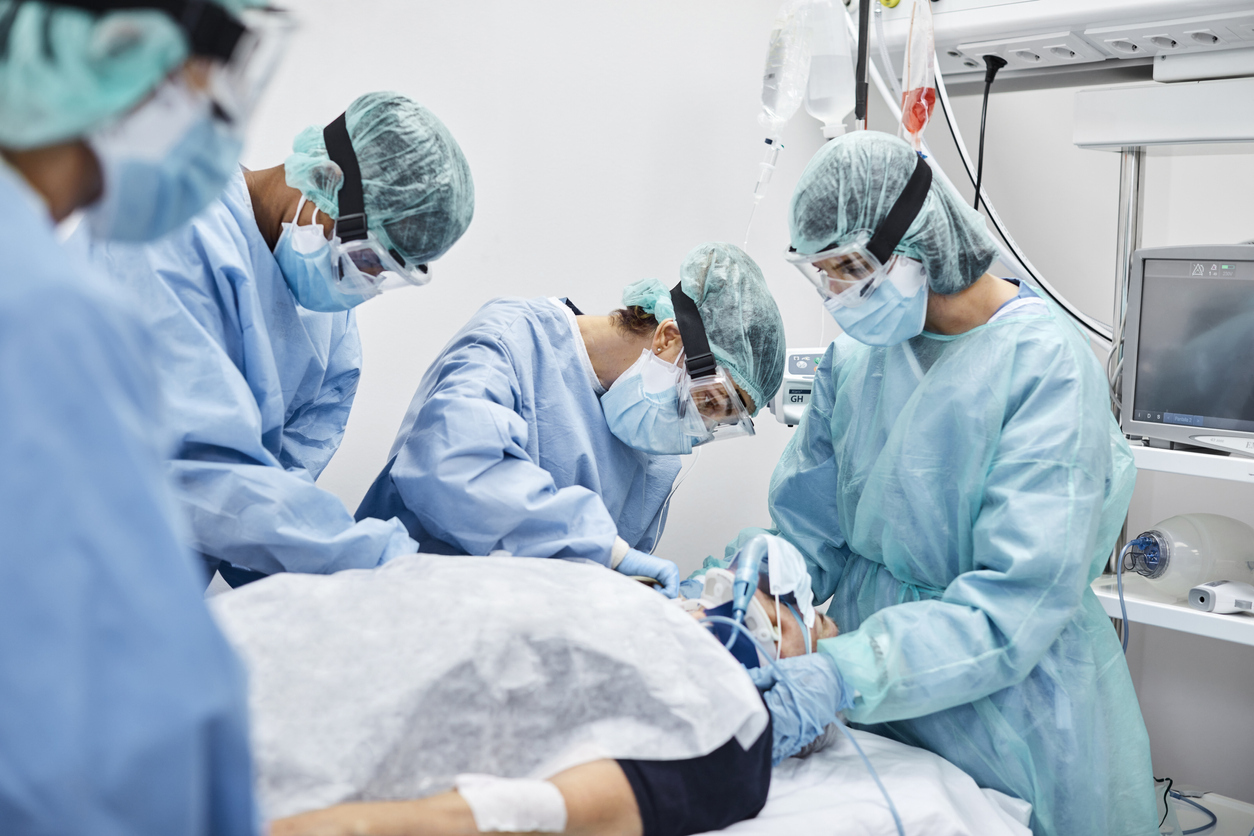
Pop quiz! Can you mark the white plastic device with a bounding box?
[1188,579,1254,614]
[769,347,827,426]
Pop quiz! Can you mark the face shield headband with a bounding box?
[786,152,932,307]
[669,282,754,445]
[320,112,431,297]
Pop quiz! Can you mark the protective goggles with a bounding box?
[679,366,755,444]
[323,112,431,297]
[56,1,296,125]
[785,151,933,308]
[669,282,755,446]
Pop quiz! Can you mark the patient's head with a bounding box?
[690,588,838,657]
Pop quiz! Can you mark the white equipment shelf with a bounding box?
[1132,445,1254,485]
[1092,573,1254,647]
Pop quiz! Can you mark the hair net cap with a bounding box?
[789,131,998,295]
[284,91,474,266]
[0,0,252,148]
[621,242,786,415]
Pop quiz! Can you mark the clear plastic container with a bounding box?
[1128,513,1254,600]
[804,0,856,139]
[759,0,811,139]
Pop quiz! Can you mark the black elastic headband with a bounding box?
[865,153,932,265]
[47,0,244,62]
[670,282,716,380]
[323,112,368,242]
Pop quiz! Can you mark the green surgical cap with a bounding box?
[284,91,474,266]
[621,242,786,414]
[789,131,998,295]
[0,0,250,148]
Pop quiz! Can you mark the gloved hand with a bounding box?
[615,548,679,598]
[749,653,854,766]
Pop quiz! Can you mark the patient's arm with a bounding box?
[269,759,642,836]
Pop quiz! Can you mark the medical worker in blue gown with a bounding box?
[740,133,1158,835]
[0,0,290,831]
[356,242,786,597]
[73,91,474,584]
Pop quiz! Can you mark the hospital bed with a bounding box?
[705,728,1033,836]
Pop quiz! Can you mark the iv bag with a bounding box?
[898,0,935,149]
[759,0,812,139]
[804,0,856,138]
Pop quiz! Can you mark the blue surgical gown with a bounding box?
[70,170,416,576]
[752,292,1158,835]
[356,297,682,562]
[0,166,256,834]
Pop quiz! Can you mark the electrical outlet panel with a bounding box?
[958,31,1105,70]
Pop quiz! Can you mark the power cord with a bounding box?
[973,54,1008,212]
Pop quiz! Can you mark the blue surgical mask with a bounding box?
[86,77,243,242]
[601,349,700,456]
[274,197,368,313]
[824,257,929,346]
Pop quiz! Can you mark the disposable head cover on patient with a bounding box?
[210,555,768,819]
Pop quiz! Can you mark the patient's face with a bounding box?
[690,589,838,657]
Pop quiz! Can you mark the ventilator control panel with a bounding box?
[770,348,827,426]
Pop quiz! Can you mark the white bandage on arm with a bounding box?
[455,774,568,833]
[609,536,631,569]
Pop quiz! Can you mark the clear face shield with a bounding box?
[330,233,431,299]
[784,231,893,309]
[206,6,297,125]
[678,366,755,446]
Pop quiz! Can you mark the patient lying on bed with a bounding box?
[210,555,789,836]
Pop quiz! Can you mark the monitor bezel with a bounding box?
[1122,243,1254,458]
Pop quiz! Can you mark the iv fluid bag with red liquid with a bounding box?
[898,0,935,150]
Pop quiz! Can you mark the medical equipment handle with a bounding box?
[731,534,771,626]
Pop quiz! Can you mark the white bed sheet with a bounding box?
[703,728,1033,836]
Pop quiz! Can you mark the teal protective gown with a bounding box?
[750,300,1158,835]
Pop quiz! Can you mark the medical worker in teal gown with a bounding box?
[356,243,785,596]
[740,133,1158,835]
[72,91,474,583]
[0,0,282,831]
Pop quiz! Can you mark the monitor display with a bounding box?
[1131,258,1254,434]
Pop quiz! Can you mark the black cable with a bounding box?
[854,0,871,126]
[1156,777,1173,828]
[973,55,1007,211]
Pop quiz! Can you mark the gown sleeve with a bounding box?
[0,280,257,835]
[80,225,416,577]
[388,335,621,563]
[819,342,1117,724]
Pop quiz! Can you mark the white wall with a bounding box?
[242,0,837,576]
[242,0,1254,804]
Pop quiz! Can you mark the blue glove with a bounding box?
[616,549,679,598]
[751,654,853,766]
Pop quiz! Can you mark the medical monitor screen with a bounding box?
[1132,258,1254,434]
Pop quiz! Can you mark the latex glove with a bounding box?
[615,548,679,598]
[749,654,853,765]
